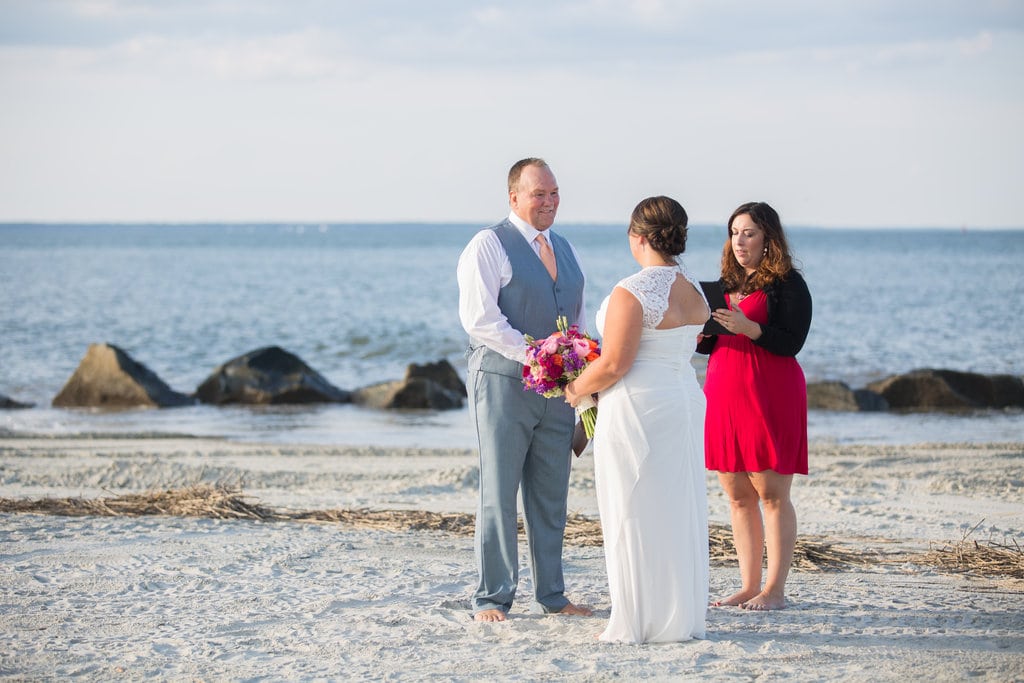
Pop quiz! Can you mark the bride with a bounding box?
[565,196,710,643]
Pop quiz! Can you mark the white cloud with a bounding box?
[0,0,1021,227]
[189,31,353,82]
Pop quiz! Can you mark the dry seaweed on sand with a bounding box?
[918,521,1024,580]
[291,507,477,535]
[0,484,277,520]
[0,485,1009,576]
[704,523,882,571]
[0,485,880,570]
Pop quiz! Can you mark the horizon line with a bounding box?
[1,220,1022,231]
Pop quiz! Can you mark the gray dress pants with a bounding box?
[468,368,575,614]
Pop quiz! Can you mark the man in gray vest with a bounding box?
[457,158,592,622]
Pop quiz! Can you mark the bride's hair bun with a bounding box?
[629,196,688,256]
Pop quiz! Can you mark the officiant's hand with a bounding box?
[711,303,762,340]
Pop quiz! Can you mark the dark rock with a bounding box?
[988,374,1024,407]
[405,360,467,398]
[866,369,1024,410]
[1,393,33,409]
[807,381,888,412]
[352,360,465,410]
[195,346,351,405]
[52,343,194,409]
[867,371,970,409]
[853,389,889,412]
[807,381,859,411]
[351,380,402,409]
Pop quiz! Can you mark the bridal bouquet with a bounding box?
[522,315,601,439]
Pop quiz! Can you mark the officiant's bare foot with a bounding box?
[556,602,592,617]
[712,589,759,607]
[474,609,507,622]
[740,591,786,611]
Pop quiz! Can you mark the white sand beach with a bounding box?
[1,436,1022,681]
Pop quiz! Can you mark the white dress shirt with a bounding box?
[457,212,587,364]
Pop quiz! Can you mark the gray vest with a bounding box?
[468,221,585,379]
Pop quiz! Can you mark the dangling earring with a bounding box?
[763,246,768,256]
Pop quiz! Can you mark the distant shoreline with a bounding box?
[3,221,1024,231]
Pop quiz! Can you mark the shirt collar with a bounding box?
[508,211,546,243]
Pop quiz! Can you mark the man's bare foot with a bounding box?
[474,608,507,622]
[740,592,786,611]
[556,602,593,617]
[712,589,759,607]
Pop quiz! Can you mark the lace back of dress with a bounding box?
[679,262,710,314]
[619,264,710,329]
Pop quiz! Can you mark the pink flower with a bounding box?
[540,335,562,356]
[571,337,591,358]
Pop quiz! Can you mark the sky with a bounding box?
[1,1,1022,228]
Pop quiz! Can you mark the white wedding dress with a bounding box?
[594,264,710,643]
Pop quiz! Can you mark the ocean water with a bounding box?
[1,223,1021,448]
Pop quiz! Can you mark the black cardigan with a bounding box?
[696,271,812,358]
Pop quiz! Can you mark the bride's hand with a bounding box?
[565,381,580,408]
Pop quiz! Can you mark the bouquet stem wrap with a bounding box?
[575,393,597,439]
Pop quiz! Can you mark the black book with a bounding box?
[700,280,735,336]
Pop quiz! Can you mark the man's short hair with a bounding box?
[508,158,549,194]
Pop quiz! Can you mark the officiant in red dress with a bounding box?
[696,201,812,612]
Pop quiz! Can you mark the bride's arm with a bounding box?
[565,287,642,407]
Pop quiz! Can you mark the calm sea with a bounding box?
[1,223,1021,447]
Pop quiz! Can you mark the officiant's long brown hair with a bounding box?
[720,201,796,296]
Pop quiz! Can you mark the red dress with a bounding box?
[703,290,808,475]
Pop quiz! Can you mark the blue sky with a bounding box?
[1,1,1021,227]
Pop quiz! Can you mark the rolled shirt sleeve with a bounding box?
[457,229,529,365]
